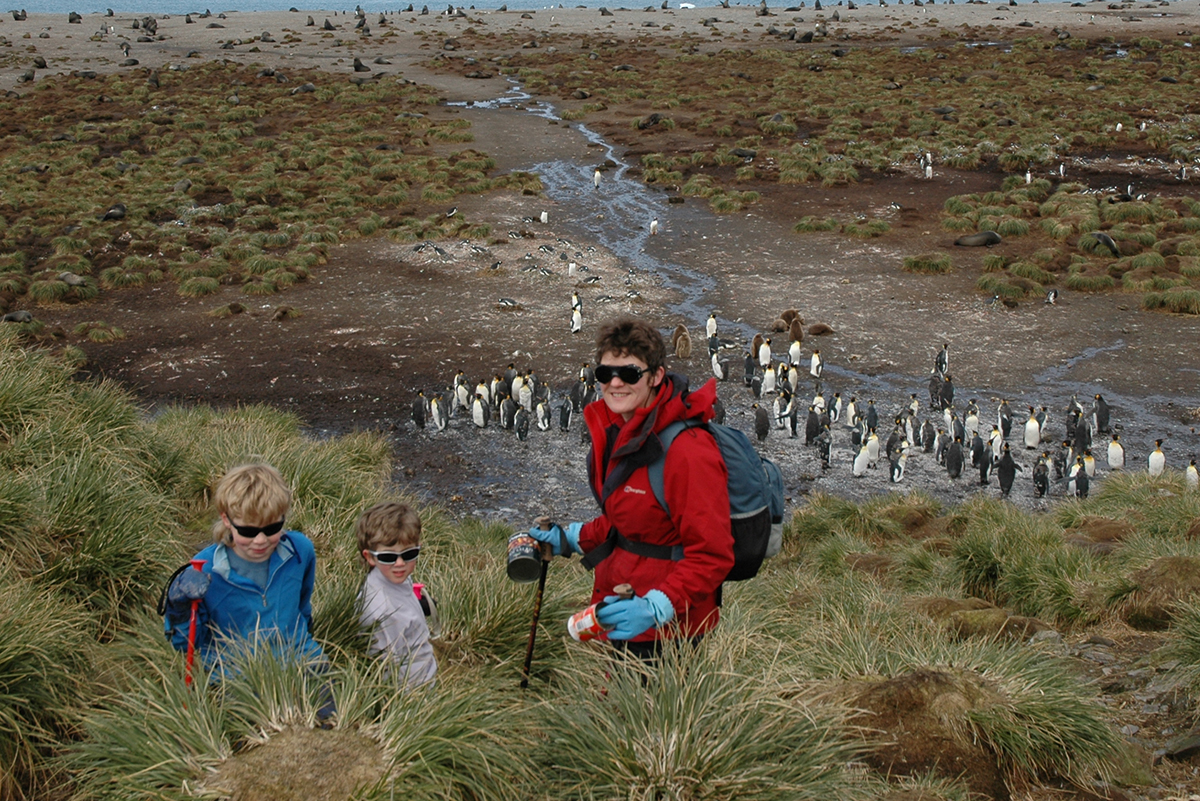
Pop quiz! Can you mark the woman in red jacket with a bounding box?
[529,316,733,659]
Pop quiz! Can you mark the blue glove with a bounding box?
[596,589,675,640]
[528,522,582,557]
[168,569,211,607]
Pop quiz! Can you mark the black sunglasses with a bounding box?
[369,547,421,564]
[595,364,650,384]
[231,519,285,539]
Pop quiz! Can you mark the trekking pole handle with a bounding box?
[534,515,555,560]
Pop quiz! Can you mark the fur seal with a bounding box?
[954,231,1002,247]
[3,310,33,323]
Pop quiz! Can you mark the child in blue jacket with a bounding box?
[163,463,325,675]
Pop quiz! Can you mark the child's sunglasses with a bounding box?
[230,519,285,539]
[594,364,649,384]
[369,547,421,564]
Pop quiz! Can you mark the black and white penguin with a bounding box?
[711,352,731,382]
[1107,433,1124,469]
[500,394,518,430]
[831,392,843,424]
[922,419,937,453]
[964,405,980,440]
[571,291,582,313]
[475,378,491,407]
[706,312,717,340]
[761,364,777,395]
[928,371,941,409]
[744,352,756,387]
[518,378,534,412]
[970,431,985,469]
[1092,394,1111,434]
[708,334,720,357]
[998,399,1013,439]
[865,399,879,432]
[805,405,821,445]
[1073,413,1091,456]
[1187,458,1199,492]
[1083,449,1096,478]
[890,444,908,483]
[751,374,763,399]
[786,399,799,439]
[885,424,902,461]
[1033,453,1049,498]
[988,425,1004,464]
[935,428,949,465]
[472,393,489,428]
[1054,440,1073,480]
[1149,439,1166,477]
[754,404,770,442]
[997,444,1022,496]
[935,342,949,376]
[515,407,530,441]
[866,429,880,468]
[759,338,773,370]
[558,402,572,432]
[816,425,832,468]
[536,400,551,431]
[571,308,583,334]
[1073,457,1090,498]
[978,450,991,486]
[812,388,826,415]
[1023,406,1040,449]
[810,349,823,379]
[569,377,586,412]
[593,168,602,190]
[853,442,870,477]
[1035,405,1048,433]
[908,393,920,417]
[844,397,858,429]
[946,437,964,479]
[412,390,427,429]
[939,375,955,411]
[789,339,803,369]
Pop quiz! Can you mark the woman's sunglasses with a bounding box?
[231,520,285,539]
[369,547,421,564]
[594,364,649,384]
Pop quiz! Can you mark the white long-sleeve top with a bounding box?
[358,570,437,688]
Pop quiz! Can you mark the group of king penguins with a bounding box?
[411,314,1199,499]
[719,331,1198,499]
[410,362,606,444]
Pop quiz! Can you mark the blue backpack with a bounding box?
[581,419,785,582]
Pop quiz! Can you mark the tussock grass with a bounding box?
[902,252,953,274]
[793,216,839,233]
[536,637,862,801]
[843,218,891,238]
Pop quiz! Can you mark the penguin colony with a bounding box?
[410,315,1197,501]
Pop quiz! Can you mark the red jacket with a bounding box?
[579,373,733,641]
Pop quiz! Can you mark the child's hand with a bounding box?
[168,569,211,605]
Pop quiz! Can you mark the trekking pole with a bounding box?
[185,558,206,688]
[519,517,554,689]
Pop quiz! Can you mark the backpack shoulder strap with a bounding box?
[647,419,703,517]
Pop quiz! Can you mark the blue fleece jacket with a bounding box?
[164,531,324,671]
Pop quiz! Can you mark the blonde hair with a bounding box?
[211,463,292,544]
[356,502,421,570]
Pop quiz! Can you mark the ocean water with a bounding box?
[9,0,1076,18]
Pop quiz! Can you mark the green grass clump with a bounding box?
[1064,271,1116,292]
[794,216,840,233]
[843,219,891,238]
[72,321,126,342]
[1142,287,1200,314]
[26,278,72,304]
[902,252,953,274]
[1009,261,1054,285]
[178,276,221,297]
[983,254,1010,272]
[976,274,1028,299]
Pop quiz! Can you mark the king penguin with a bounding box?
[853,442,870,477]
[946,437,964,479]
[759,338,773,369]
[1107,433,1124,469]
[789,338,802,369]
[536,400,551,431]
[1149,439,1166,477]
[935,342,949,376]
[706,312,717,340]
[515,407,530,441]
[997,443,1022,496]
[1092,394,1111,434]
[1033,452,1049,497]
[810,349,823,379]
[571,307,583,333]
[754,403,770,442]
[593,168,602,189]
[412,390,427,429]
[558,401,572,432]
[1188,458,1199,492]
[472,393,489,428]
[1023,406,1040,449]
[890,444,908,483]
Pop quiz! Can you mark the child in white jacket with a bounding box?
[356,502,437,687]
